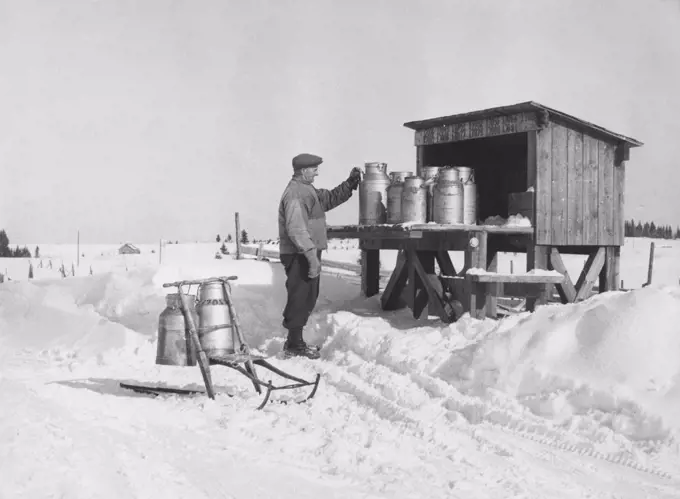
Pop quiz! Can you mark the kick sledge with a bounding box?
[120,276,320,410]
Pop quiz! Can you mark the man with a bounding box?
[278,153,361,359]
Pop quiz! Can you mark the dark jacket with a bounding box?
[278,176,354,255]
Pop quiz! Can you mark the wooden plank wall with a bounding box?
[535,123,624,246]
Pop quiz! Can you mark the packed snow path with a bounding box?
[1,255,680,498]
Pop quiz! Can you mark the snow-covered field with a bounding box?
[1,238,680,498]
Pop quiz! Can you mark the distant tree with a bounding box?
[226,234,233,243]
[10,246,31,258]
[240,230,249,244]
[28,263,34,279]
[216,234,221,243]
[0,230,9,257]
[35,246,40,258]
[676,226,680,239]
[220,242,229,255]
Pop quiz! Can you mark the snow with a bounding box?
[1,238,680,498]
[465,268,564,277]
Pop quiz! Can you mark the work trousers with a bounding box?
[280,251,321,343]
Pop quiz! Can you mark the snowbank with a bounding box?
[2,251,680,497]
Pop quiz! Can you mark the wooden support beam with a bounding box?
[526,130,537,190]
[413,251,437,319]
[380,250,408,311]
[574,247,606,301]
[485,245,499,319]
[467,273,565,284]
[526,244,550,311]
[360,249,380,297]
[463,231,488,313]
[600,246,621,292]
[615,142,630,166]
[406,249,417,314]
[411,250,456,322]
[549,247,577,303]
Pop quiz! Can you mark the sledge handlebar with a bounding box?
[163,276,238,288]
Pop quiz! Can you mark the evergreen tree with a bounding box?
[240,230,249,244]
[28,263,34,279]
[216,234,221,243]
[227,234,233,243]
[0,230,9,257]
[35,246,40,258]
[642,222,650,237]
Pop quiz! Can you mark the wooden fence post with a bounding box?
[643,241,655,287]
[235,212,242,260]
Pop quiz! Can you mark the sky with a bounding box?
[1,0,679,244]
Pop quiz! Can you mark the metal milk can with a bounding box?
[401,176,428,224]
[386,171,414,224]
[457,167,478,225]
[156,293,198,366]
[359,162,391,225]
[433,166,464,224]
[421,166,442,222]
[196,281,241,357]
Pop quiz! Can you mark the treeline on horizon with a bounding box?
[0,229,37,258]
[625,220,680,239]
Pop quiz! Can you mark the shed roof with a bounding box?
[403,101,643,147]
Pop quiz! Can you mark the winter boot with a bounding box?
[283,340,321,360]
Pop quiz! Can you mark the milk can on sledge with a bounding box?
[401,176,428,224]
[359,162,391,225]
[432,166,464,224]
[196,280,242,357]
[156,293,198,366]
[386,170,414,224]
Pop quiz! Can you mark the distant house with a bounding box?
[118,243,141,255]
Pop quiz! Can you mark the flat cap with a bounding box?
[292,153,323,169]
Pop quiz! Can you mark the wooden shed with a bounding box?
[404,101,642,245]
[118,243,141,255]
[402,101,643,300]
[326,101,643,323]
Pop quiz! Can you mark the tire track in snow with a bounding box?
[314,324,679,484]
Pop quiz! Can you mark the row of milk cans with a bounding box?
[358,162,477,225]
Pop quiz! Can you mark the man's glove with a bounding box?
[305,249,321,279]
[347,167,362,191]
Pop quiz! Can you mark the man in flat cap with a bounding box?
[278,153,361,359]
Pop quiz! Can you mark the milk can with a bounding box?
[196,281,241,357]
[359,162,391,225]
[386,171,414,224]
[421,166,442,222]
[457,167,478,225]
[156,293,198,366]
[433,166,464,224]
[401,176,428,224]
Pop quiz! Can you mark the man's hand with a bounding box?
[347,167,362,191]
[305,249,321,279]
